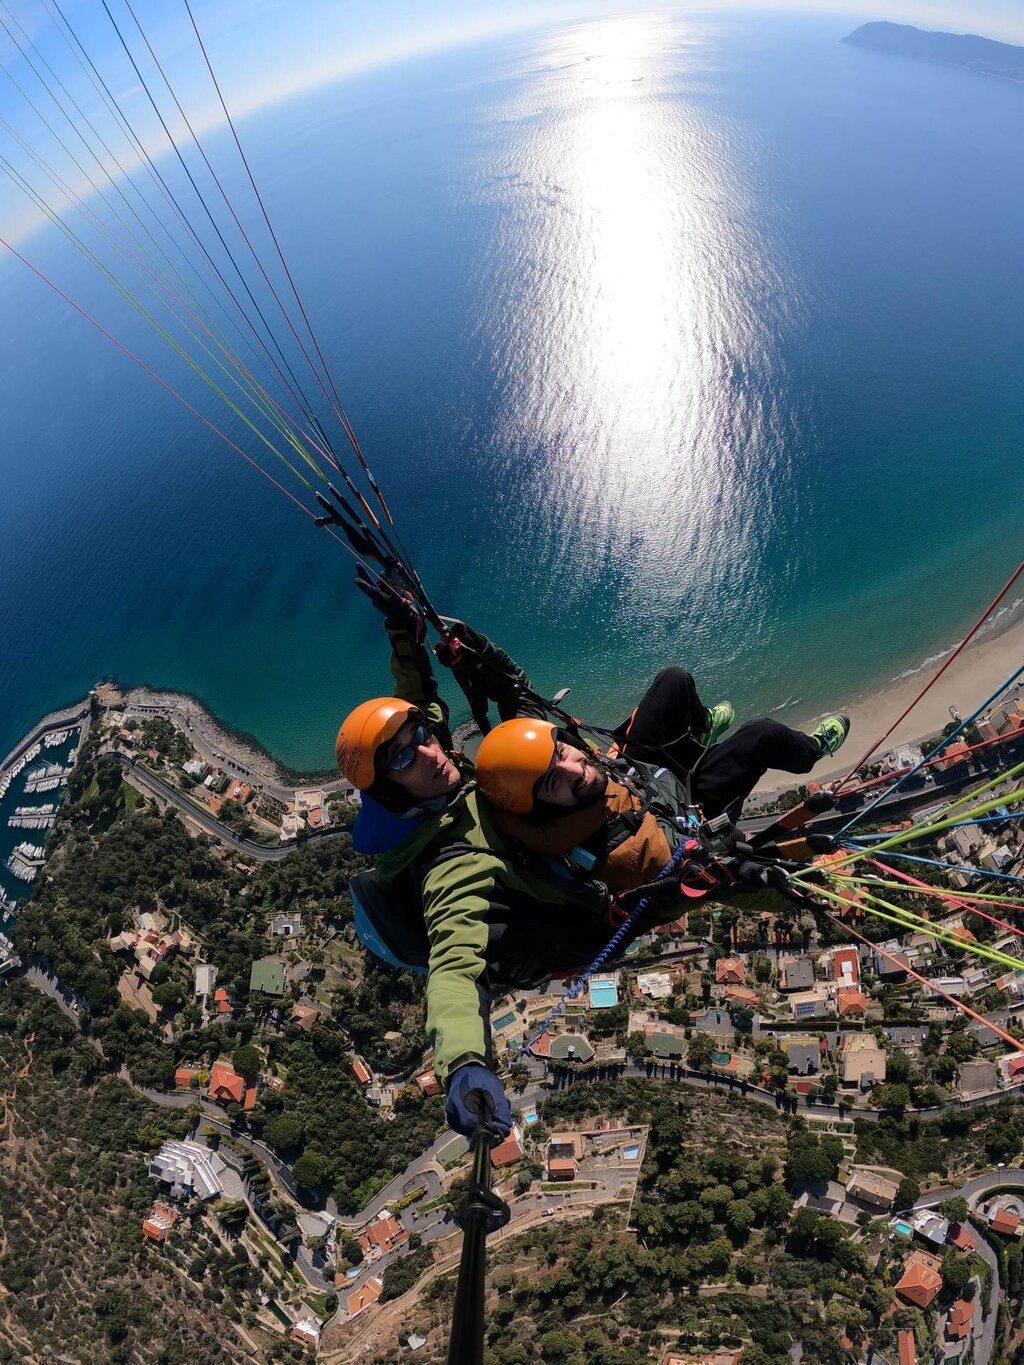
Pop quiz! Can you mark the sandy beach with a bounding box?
[754,615,1024,796]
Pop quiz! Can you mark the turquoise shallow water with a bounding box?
[1,10,1023,772]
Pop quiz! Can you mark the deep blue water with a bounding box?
[2,10,1024,772]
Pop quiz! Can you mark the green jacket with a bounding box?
[376,785,611,1086]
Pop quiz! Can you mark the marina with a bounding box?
[0,711,84,916]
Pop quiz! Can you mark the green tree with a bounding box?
[687,1031,716,1070]
[233,1044,261,1077]
[896,1177,920,1210]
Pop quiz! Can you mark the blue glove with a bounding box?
[444,1065,512,1143]
[354,566,424,639]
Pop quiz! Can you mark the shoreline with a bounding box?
[754,614,1024,796]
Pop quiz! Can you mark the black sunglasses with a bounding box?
[387,723,430,773]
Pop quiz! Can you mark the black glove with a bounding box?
[355,566,424,640]
[435,621,534,721]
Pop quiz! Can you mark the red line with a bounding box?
[834,556,1024,791]
[864,857,1024,936]
[826,911,1023,1051]
[0,235,316,519]
[839,726,1024,799]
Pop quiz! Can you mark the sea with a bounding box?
[2,8,1024,778]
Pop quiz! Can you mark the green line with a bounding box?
[835,783,1024,868]
[911,758,1024,833]
[794,876,1024,972]
[0,154,323,492]
[828,873,1024,910]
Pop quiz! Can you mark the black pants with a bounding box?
[620,667,819,819]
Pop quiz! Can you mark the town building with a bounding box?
[845,1169,899,1210]
[946,1299,975,1341]
[636,971,674,1000]
[358,1214,407,1259]
[290,1318,321,1349]
[208,1059,257,1110]
[723,985,759,1007]
[840,1034,887,1089]
[491,1126,526,1168]
[416,1070,442,1097]
[989,1205,1023,1237]
[782,1040,819,1076]
[836,988,867,1017]
[547,1033,595,1063]
[269,912,303,937]
[895,1261,942,1308]
[645,1030,686,1061]
[212,987,232,1018]
[714,957,745,986]
[897,1329,917,1365]
[351,1056,372,1085]
[958,1059,998,1094]
[789,987,830,1019]
[780,956,815,991]
[249,956,287,997]
[142,1201,179,1243]
[831,947,860,987]
[193,963,216,1000]
[290,1002,321,1032]
[910,1210,949,1247]
[148,1139,226,1201]
[346,1276,383,1316]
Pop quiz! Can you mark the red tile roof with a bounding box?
[837,988,868,1016]
[947,1299,975,1339]
[142,1201,178,1244]
[897,1329,917,1365]
[351,1057,371,1085]
[1007,1054,1024,1078]
[346,1275,382,1315]
[939,740,971,770]
[490,1129,525,1168]
[724,986,759,1006]
[208,1059,246,1105]
[950,1223,976,1252]
[213,987,231,1015]
[895,1262,942,1307]
[416,1070,441,1097]
[991,1207,1021,1236]
[715,957,745,985]
[547,1158,577,1179]
[832,948,860,982]
[174,1068,195,1088]
[358,1216,406,1256]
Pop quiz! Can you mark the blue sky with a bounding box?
[1,0,1023,240]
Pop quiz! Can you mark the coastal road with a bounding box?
[116,755,339,861]
[124,698,352,806]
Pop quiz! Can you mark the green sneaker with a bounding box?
[810,712,850,758]
[700,701,735,748]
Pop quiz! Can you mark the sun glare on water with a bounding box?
[475,14,799,651]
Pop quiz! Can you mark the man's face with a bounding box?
[383,719,461,802]
[534,741,607,808]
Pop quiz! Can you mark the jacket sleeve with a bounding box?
[420,855,500,1087]
[388,628,451,738]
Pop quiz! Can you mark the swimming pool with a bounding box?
[893,1221,913,1238]
[524,1109,538,1124]
[589,978,618,1009]
[623,1144,640,1160]
[493,1010,517,1030]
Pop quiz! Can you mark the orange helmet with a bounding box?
[475,718,558,815]
[335,697,419,790]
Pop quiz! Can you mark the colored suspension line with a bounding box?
[0,152,329,494]
[840,846,1024,888]
[812,897,1024,1053]
[793,874,1024,974]
[97,0,323,431]
[832,867,1024,930]
[833,553,1024,793]
[42,0,325,432]
[838,668,1024,839]
[123,0,348,462]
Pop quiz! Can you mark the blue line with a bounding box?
[523,837,694,1050]
[837,662,1024,838]
[840,844,1024,886]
